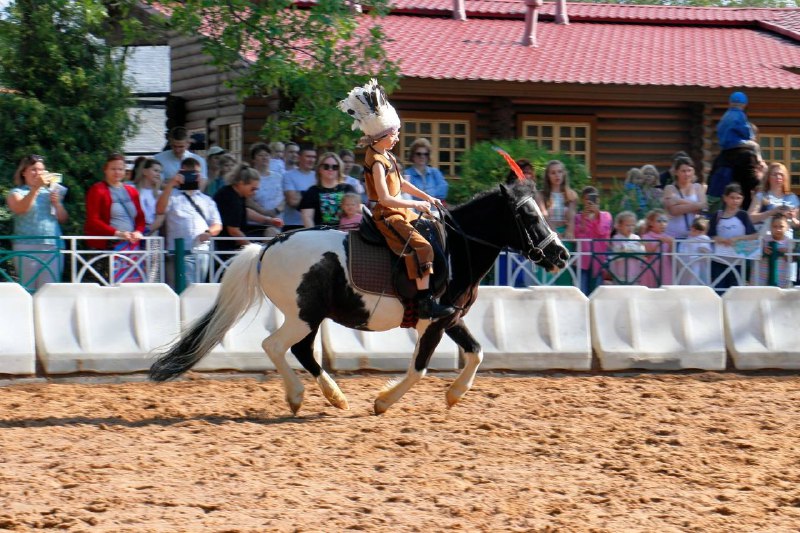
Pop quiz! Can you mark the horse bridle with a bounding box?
[511,195,558,263]
[442,194,557,264]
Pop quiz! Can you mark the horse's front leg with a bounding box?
[444,319,483,408]
[374,320,446,415]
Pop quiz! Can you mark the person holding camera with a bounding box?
[573,186,612,295]
[748,162,799,237]
[157,158,222,287]
[6,154,69,289]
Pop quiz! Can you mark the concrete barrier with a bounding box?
[321,319,459,371]
[460,286,591,370]
[591,285,726,370]
[181,284,319,372]
[34,283,180,374]
[0,284,36,375]
[724,287,800,370]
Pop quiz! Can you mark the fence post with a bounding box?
[767,241,778,286]
[174,238,186,294]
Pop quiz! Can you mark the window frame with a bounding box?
[517,114,595,172]
[759,131,800,190]
[398,112,474,179]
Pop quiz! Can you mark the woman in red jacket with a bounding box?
[84,153,146,282]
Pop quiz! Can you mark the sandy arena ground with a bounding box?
[1,371,799,532]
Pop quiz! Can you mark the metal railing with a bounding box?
[1,235,796,294]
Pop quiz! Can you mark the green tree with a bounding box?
[449,139,590,205]
[150,0,400,148]
[0,0,135,235]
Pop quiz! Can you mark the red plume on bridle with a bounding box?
[493,146,525,181]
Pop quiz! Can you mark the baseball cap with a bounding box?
[729,91,748,105]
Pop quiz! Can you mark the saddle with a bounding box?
[348,206,449,325]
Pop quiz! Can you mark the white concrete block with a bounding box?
[34,283,180,374]
[180,284,319,372]
[461,286,591,370]
[0,284,36,375]
[322,319,459,372]
[724,287,800,370]
[591,285,725,371]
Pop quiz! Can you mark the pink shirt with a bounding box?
[574,210,612,273]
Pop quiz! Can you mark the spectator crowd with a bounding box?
[6,92,798,293]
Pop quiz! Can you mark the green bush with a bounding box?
[448,139,591,205]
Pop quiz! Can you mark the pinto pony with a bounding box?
[150,181,569,414]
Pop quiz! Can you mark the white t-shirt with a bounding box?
[252,172,284,212]
[282,169,317,226]
[163,190,221,251]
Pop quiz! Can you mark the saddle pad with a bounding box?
[348,231,399,297]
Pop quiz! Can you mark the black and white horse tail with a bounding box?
[149,244,264,382]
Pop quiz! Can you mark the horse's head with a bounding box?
[500,182,570,272]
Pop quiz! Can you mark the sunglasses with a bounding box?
[414,152,430,157]
[320,163,340,171]
[27,154,44,162]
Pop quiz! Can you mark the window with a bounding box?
[218,123,242,158]
[760,134,800,187]
[521,120,591,167]
[399,119,470,178]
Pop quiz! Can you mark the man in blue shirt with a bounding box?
[709,92,762,211]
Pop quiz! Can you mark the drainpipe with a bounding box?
[555,0,569,25]
[522,0,543,47]
[453,0,466,21]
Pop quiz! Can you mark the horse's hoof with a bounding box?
[287,396,303,416]
[374,398,389,415]
[445,391,460,408]
[327,392,350,411]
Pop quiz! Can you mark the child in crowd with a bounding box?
[338,192,363,231]
[640,164,663,207]
[573,186,612,294]
[537,160,578,239]
[622,167,647,218]
[610,210,645,284]
[640,208,674,287]
[677,217,712,285]
[708,183,758,294]
[753,213,793,287]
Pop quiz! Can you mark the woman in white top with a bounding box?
[748,162,799,237]
[662,157,707,239]
[132,157,163,235]
[536,160,578,239]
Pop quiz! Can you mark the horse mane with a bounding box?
[450,180,537,212]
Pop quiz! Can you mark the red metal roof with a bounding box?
[149,1,800,90]
[384,14,800,89]
[390,0,785,23]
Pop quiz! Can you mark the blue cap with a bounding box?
[729,91,748,105]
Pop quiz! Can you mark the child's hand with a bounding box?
[764,246,772,255]
[414,200,432,213]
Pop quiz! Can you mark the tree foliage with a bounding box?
[149,0,400,148]
[0,0,136,235]
[449,139,590,206]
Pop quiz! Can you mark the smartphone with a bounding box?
[587,193,599,204]
[179,170,199,190]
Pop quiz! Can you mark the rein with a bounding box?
[441,195,557,260]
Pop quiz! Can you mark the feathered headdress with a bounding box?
[338,79,401,142]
